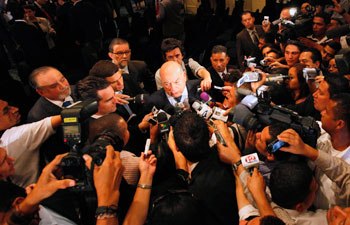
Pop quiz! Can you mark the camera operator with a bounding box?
[0,99,63,187]
[88,113,140,186]
[284,93,350,209]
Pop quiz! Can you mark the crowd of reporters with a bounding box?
[2,0,350,224]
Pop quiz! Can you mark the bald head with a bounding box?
[160,61,186,98]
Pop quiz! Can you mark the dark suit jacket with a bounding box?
[10,21,50,68]
[146,79,201,114]
[68,0,102,43]
[116,76,148,154]
[189,150,238,225]
[207,65,236,103]
[236,25,264,68]
[27,86,78,162]
[128,60,157,94]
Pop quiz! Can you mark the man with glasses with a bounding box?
[108,38,156,94]
[146,61,201,114]
[27,66,77,163]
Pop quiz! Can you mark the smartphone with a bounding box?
[147,117,157,125]
[267,139,289,154]
[264,16,269,24]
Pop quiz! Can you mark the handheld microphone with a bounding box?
[200,92,216,107]
[123,94,149,104]
[192,101,213,120]
[265,74,290,82]
[241,153,260,174]
[157,112,170,141]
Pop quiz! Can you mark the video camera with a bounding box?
[273,8,314,43]
[60,101,124,191]
[228,86,320,147]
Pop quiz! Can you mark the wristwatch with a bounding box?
[232,160,242,171]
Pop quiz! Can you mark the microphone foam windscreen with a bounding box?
[200,92,210,102]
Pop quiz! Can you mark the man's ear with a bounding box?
[11,197,25,209]
[36,89,44,97]
[295,202,306,213]
[108,52,113,60]
[266,153,275,161]
[336,119,345,131]
[315,61,320,68]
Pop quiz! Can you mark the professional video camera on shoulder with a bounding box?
[228,86,320,147]
[60,101,125,191]
[273,7,314,43]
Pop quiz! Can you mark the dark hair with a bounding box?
[325,41,341,54]
[268,123,291,145]
[223,68,242,84]
[260,215,286,225]
[76,76,110,102]
[324,74,350,98]
[108,38,129,53]
[314,12,331,25]
[241,10,253,19]
[269,161,313,209]
[260,32,276,45]
[267,48,282,58]
[301,48,322,64]
[289,63,309,100]
[88,113,127,144]
[11,7,25,20]
[29,66,56,89]
[23,4,36,11]
[0,181,26,212]
[211,45,227,55]
[331,93,350,132]
[173,111,210,162]
[285,40,303,53]
[147,190,208,225]
[89,60,119,78]
[161,38,184,59]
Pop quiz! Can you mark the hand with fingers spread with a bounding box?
[19,153,76,215]
[83,145,123,206]
[329,0,344,13]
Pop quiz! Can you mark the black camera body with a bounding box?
[229,89,320,148]
[60,101,124,191]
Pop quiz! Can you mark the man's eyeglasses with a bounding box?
[111,50,131,56]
